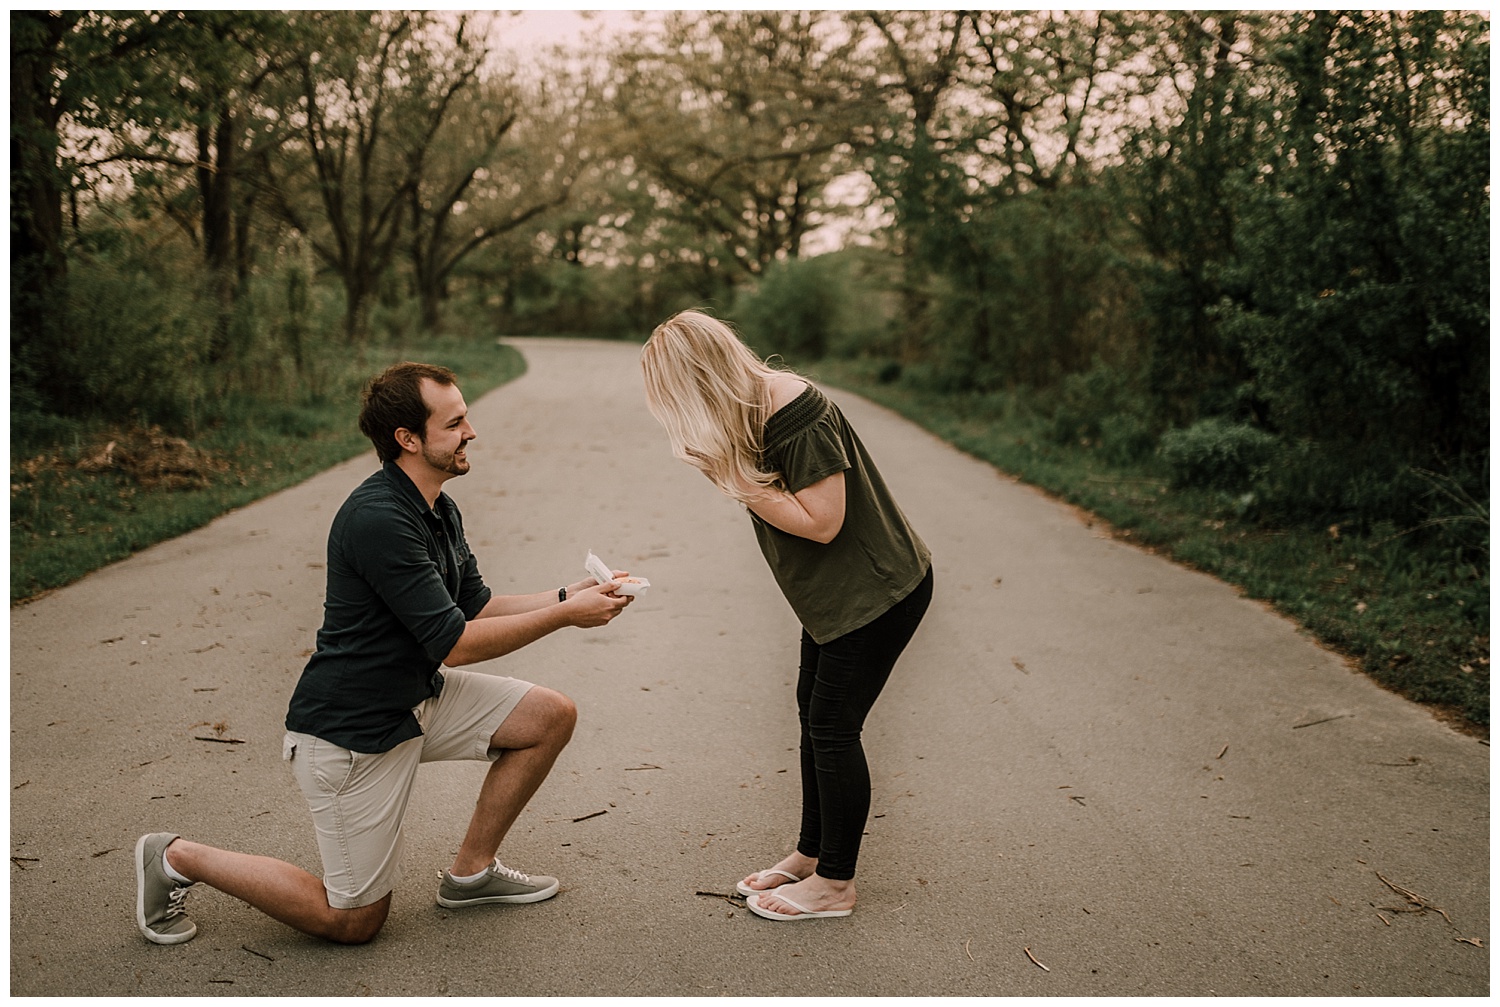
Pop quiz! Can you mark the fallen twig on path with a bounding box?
[194,736,246,744]
[1023,946,1050,972]
[623,764,662,771]
[572,809,608,823]
[241,945,275,961]
[1216,744,1229,759]
[1292,714,1351,729]
[1455,937,1483,947]
[694,890,744,906]
[1376,872,1454,926]
[963,939,974,962]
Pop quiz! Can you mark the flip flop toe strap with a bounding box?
[759,869,801,884]
[761,892,814,916]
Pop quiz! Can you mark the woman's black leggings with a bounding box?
[796,565,933,881]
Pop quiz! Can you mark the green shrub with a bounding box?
[1097,412,1158,467]
[1158,418,1279,491]
[59,244,216,431]
[1249,441,1487,542]
[1049,359,1157,464]
[732,251,895,361]
[1214,13,1489,529]
[734,255,838,358]
[908,187,1132,394]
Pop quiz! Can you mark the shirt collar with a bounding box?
[380,460,446,517]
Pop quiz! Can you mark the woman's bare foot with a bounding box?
[740,851,818,893]
[752,874,856,917]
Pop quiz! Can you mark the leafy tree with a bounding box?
[1114,11,1276,424]
[10,12,202,411]
[853,10,970,362]
[1222,10,1489,523]
[121,12,315,358]
[260,12,471,341]
[859,11,1150,389]
[11,10,326,413]
[406,59,584,333]
[605,11,877,281]
[11,12,79,412]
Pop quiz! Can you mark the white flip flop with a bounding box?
[735,868,802,897]
[746,891,854,921]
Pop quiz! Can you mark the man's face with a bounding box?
[417,378,475,478]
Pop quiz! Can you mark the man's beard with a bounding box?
[423,440,471,477]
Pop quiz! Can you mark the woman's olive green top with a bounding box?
[753,384,931,644]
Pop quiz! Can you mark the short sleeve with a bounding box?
[773,411,850,494]
[343,502,469,663]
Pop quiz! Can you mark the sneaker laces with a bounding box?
[164,885,192,919]
[490,860,531,884]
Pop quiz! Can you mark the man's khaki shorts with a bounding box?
[284,669,535,909]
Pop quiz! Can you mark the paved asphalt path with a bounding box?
[9,338,1489,997]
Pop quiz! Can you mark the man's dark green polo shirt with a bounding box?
[285,461,492,753]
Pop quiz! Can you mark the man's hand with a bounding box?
[445,579,631,666]
[563,581,631,627]
[567,569,630,598]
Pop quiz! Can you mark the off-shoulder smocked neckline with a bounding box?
[762,383,826,450]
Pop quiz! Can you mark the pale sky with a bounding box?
[491,9,652,55]
[488,8,883,255]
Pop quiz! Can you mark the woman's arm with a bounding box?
[743,471,846,544]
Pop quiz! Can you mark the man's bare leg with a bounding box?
[158,688,576,939]
[164,840,391,944]
[449,686,577,876]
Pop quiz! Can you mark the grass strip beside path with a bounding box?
[11,339,525,605]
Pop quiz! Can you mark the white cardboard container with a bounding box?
[586,550,650,596]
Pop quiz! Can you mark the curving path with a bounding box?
[9,338,1488,996]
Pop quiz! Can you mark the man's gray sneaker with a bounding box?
[135,833,197,945]
[437,860,559,908]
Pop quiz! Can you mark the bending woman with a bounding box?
[641,310,933,922]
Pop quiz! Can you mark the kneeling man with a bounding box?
[136,361,631,944]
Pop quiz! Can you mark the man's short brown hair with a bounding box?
[358,362,458,463]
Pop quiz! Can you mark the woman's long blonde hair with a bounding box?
[641,310,787,503]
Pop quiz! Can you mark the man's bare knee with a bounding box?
[489,687,577,752]
[543,689,578,736]
[527,687,577,751]
[326,897,390,945]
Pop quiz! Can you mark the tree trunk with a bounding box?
[10,12,77,412]
[199,105,237,359]
[418,281,444,334]
[343,273,371,343]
